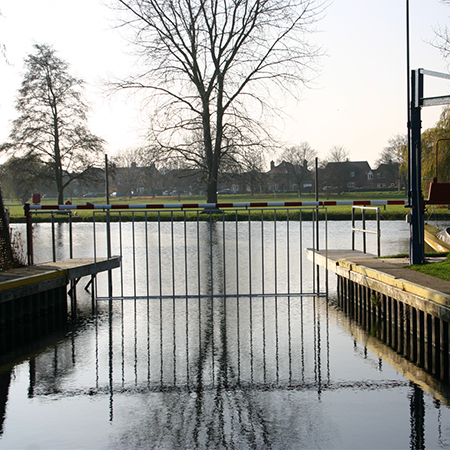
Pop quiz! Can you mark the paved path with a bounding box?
[322,250,450,296]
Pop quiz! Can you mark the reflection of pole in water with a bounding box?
[0,369,11,435]
[108,298,114,422]
[409,382,425,450]
[301,297,305,383]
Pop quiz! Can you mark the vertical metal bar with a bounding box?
[145,212,150,298]
[222,211,226,297]
[325,209,329,297]
[171,211,175,297]
[299,209,303,295]
[184,211,188,297]
[351,207,355,251]
[119,212,124,299]
[93,213,98,299]
[158,212,162,297]
[105,154,112,298]
[24,204,34,265]
[132,211,136,298]
[377,208,381,257]
[287,209,290,294]
[315,158,320,290]
[69,211,73,259]
[274,209,277,295]
[262,232,266,383]
[51,212,56,262]
[261,209,265,295]
[106,209,113,298]
[248,209,252,296]
[362,208,366,254]
[248,209,253,382]
[235,210,239,297]
[406,0,411,196]
[209,211,213,296]
[237,290,241,383]
[311,208,316,294]
[197,211,201,297]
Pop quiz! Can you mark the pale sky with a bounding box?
[1,0,450,169]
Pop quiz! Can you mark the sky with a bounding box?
[1,0,450,169]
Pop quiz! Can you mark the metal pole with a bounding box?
[315,157,320,289]
[105,154,113,297]
[69,211,73,259]
[351,207,355,251]
[406,0,411,196]
[362,208,366,254]
[377,208,381,257]
[24,203,34,265]
[409,69,425,264]
[51,212,56,262]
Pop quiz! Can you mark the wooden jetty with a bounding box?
[0,257,120,302]
[0,257,120,327]
[307,249,450,384]
[0,257,120,362]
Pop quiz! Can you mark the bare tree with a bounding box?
[112,0,326,203]
[238,146,267,195]
[1,44,105,204]
[325,145,350,163]
[375,134,406,166]
[111,146,162,196]
[433,1,450,58]
[279,142,317,196]
[322,145,350,192]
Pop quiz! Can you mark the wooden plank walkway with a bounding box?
[0,257,121,303]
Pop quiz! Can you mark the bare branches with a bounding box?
[113,0,326,201]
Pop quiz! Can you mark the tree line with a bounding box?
[1,1,450,205]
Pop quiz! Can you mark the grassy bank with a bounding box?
[409,254,450,281]
[6,191,450,223]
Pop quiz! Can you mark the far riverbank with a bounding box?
[5,191,450,223]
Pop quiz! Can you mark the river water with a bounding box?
[1,219,449,449]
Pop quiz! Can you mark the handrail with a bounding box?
[351,206,381,256]
[27,199,408,211]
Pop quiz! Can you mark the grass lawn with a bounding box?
[4,190,450,222]
[409,254,450,281]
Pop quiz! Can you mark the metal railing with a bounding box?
[25,201,332,299]
[351,206,381,256]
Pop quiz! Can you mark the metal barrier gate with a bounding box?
[25,202,330,299]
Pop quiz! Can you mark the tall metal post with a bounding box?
[105,154,113,298]
[315,157,320,289]
[24,203,34,266]
[409,69,425,264]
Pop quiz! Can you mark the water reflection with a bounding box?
[1,290,449,448]
[0,370,10,436]
[2,220,449,449]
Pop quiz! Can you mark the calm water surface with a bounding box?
[1,220,449,449]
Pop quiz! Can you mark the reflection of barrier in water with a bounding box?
[12,292,445,448]
[337,274,450,386]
